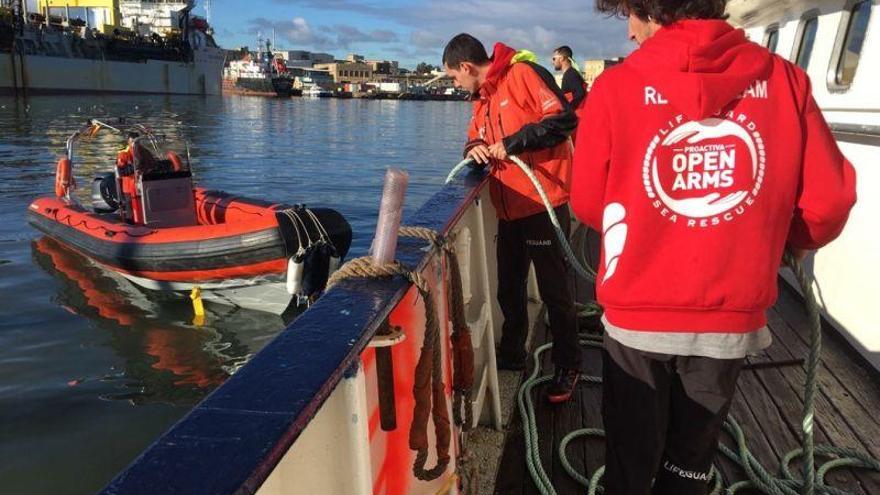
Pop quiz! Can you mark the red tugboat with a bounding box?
[27,120,351,314]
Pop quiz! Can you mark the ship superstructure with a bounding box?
[0,0,224,95]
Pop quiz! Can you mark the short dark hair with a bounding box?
[442,33,490,68]
[595,0,728,25]
[554,46,573,58]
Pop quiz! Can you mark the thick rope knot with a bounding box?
[326,256,431,294]
[400,225,456,254]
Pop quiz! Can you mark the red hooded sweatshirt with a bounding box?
[571,20,856,333]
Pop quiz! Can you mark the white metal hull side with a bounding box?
[0,50,224,95]
[782,137,880,371]
[257,366,375,495]
[729,0,880,369]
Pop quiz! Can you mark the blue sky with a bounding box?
[200,0,633,68]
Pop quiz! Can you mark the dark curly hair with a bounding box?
[595,0,728,25]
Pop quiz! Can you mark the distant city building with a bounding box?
[274,50,334,67]
[315,61,373,83]
[582,58,623,89]
[258,49,404,83]
[367,60,400,76]
[385,73,453,91]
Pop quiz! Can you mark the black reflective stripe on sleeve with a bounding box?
[502,62,578,155]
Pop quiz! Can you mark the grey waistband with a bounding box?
[602,315,772,359]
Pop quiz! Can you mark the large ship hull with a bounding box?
[222,75,296,97]
[0,49,224,95]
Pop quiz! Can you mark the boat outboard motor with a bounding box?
[91,172,119,213]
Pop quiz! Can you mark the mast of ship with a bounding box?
[266,38,273,76]
[179,2,194,62]
[8,0,24,96]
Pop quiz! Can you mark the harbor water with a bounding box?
[0,95,469,494]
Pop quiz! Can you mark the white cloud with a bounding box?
[264,0,634,65]
[246,16,401,50]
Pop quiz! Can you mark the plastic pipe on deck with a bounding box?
[371,168,408,433]
[371,168,408,265]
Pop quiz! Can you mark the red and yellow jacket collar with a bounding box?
[478,42,538,98]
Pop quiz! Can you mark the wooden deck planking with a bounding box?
[762,305,880,493]
[720,379,789,494]
[772,289,880,458]
[738,353,868,494]
[494,283,880,494]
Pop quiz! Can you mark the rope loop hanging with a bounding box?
[326,225,475,482]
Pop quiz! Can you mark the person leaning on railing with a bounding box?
[442,33,583,403]
[570,1,857,494]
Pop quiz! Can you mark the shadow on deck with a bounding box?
[494,281,880,494]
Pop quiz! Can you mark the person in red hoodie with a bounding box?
[443,33,582,402]
[571,1,856,493]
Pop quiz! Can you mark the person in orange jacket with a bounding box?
[443,33,581,402]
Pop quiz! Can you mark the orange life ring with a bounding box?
[54,157,73,198]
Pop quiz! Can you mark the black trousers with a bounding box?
[496,206,581,371]
[602,335,744,495]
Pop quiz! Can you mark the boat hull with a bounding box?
[0,49,224,95]
[27,189,352,313]
[222,76,295,97]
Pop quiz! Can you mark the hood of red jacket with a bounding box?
[479,42,517,97]
[625,20,773,120]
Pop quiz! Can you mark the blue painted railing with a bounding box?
[101,169,487,495]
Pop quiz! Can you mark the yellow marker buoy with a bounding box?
[190,286,205,326]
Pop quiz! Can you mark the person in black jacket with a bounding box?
[552,46,587,111]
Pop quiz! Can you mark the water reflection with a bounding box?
[31,236,293,406]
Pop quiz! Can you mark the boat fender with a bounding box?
[54,157,75,198]
[329,253,341,275]
[301,242,334,300]
[286,252,305,296]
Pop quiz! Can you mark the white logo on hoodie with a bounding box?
[643,113,765,228]
[602,203,627,284]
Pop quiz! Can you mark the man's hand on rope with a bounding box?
[488,141,509,161]
[466,144,492,165]
[465,142,508,165]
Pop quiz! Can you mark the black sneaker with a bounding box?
[546,367,580,403]
[496,352,527,371]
